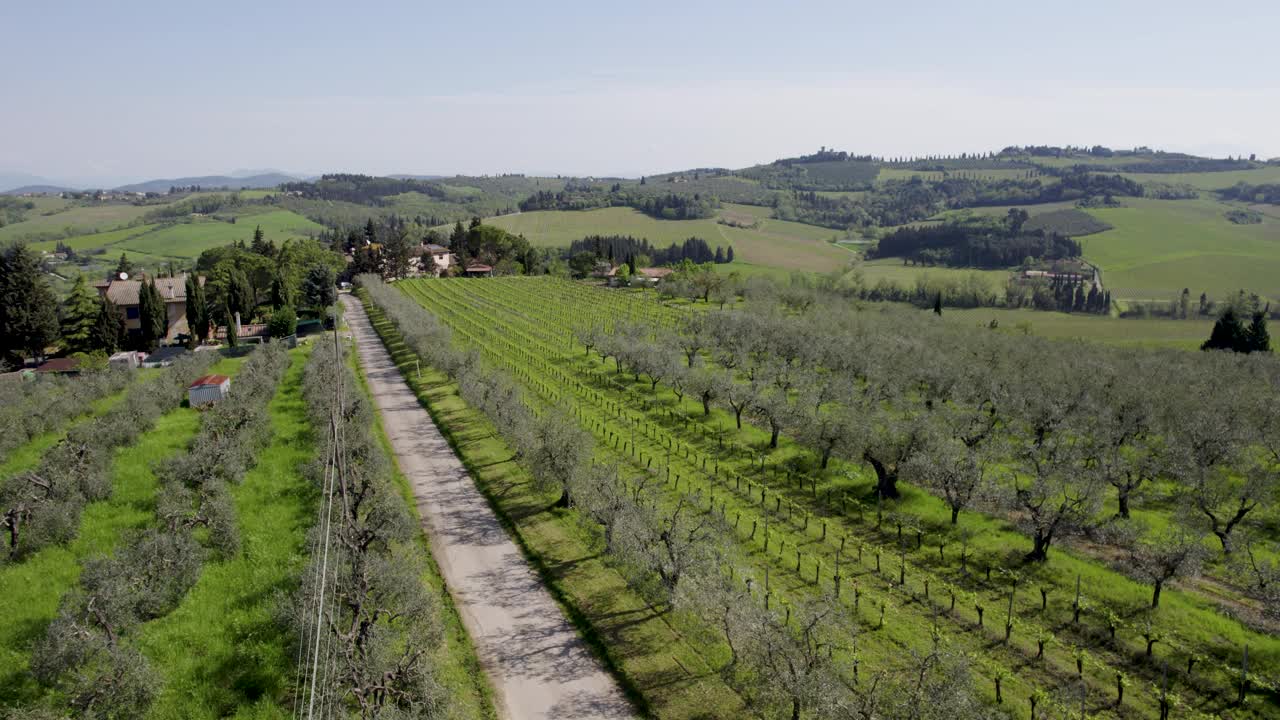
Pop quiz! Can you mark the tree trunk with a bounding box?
[821,447,833,469]
[791,698,801,720]
[556,487,570,508]
[733,406,743,429]
[770,425,780,449]
[1151,580,1163,609]
[865,454,899,499]
[950,506,960,524]
[1116,487,1131,519]
[701,397,711,415]
[1024,530,1052,562]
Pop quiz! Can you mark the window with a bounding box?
[126,307,140,319]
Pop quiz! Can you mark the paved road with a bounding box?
[342,296,634,720]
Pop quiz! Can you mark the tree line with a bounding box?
[871,211,1082,268]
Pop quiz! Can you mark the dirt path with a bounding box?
[341,296,635,720]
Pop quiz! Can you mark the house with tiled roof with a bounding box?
[94,273,204,344]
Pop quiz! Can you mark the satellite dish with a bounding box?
[119,272,129,280]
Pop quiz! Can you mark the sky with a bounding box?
[4,0,1278,186]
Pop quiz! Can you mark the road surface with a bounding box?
[341,295,635,720]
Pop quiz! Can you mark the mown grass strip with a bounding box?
[134,347,313,719]
[0,356,243,707]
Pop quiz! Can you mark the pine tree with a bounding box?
[1247,309,1271,353]
[0,242,60,365]
[60,274,102,353]
[726,246,735,263]
[91,296,124,354]
[114,252,133,277]
[714,246,726,263]
[627,254,637,275]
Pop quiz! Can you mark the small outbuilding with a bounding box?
[188,374,231,407]
[109,351,142,369]
[464,263,493,277]
[142,346,190,368]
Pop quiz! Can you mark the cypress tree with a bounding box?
[185,274,209,347]
[138,279,168,351]
[627,254,637,275]
[0,242,60,365]
[727,246,735,263]
[714,246,726,264]
[91,296,124,354]
[1247,309,1271,353]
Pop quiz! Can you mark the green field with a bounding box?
[0,202,154,243]
[855,258,1010,288]
[937,305,1216,348]
[485,204,852,273]
[115,210,322,259]
[374,277,1279,720]
[1079,197,1280,302]
[1117,166,1280,191]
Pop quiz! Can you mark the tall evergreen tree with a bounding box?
[726,246,735,263]
[714,246,726,263]
[1201,307,1249,353]
[138,279,168,351]
[225,302,239,348]
[91,295,124,354]
[185,274,209,347]
[301,264,337,311]
[114,252,133,277]
[1247,309,1271,353]
[60,274,102,354]
[0,242,60,365]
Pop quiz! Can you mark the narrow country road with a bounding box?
[341,295,635,720]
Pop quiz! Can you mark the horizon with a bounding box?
[4,0,1279,187]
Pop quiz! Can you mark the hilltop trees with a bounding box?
[0,242,60,365]
[1202,305,1271,353]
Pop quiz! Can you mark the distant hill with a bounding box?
[1,184,77,195]
[0,172,69,194]
[389,174,446,181]
[113,173,298,193]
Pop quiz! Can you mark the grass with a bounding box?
[0,355,244,706]
[359,295,747,720]
[1117,166,1280,191]
[0,202,155,243]
[134,348,314,719]
[483,204,851,273]
[117,210,322,259]
[855,258,1009,288]
[0,382,136,484]
[1079,197,1280,302]
[935,306,1216,348]
[28,223,162,254]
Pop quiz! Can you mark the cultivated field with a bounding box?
[486,203,852,273]
[1080,197,1280,303]
[366,276,1280,720]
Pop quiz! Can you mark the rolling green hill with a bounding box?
[1080,197,1280,302]
[483,203,852,273]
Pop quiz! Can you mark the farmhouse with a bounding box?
[95,273,204,344]
[419,243,454,276]
[634,267,673,285]
[188,374,231,407]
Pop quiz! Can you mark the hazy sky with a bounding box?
[5,0,1278,184]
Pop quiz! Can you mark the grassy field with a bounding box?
[485,204,851,273]
[855,258,1009,288]
[936,305,1216,348]
[1117,165,1280,191]
[0,202,155,243]
[0,355,244,707]
[1079,197,1280,302]
[115,210,321,259]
